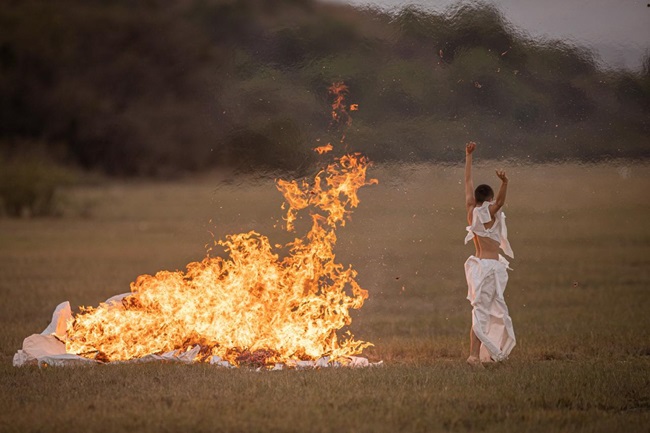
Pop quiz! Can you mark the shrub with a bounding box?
[0,155,76,217]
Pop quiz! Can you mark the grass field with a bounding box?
[1,162,649,432]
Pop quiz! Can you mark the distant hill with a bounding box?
[1,0,648,176]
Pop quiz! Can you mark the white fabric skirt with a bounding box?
[464,255,516,362]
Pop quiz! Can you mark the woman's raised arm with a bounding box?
[465,142,477,210]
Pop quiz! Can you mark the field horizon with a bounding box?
[1,161,649,432]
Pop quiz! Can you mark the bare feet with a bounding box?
[466,356,484,368]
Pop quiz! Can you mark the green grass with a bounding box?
[1,162,649,432]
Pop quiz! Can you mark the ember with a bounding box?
[314,143,334,154]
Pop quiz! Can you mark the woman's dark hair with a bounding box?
[474,184,494,203]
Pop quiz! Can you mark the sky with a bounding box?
[326,0,650,71]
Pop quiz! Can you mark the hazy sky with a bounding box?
[326,0,650,71]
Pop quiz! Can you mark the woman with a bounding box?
[463,141,516,367]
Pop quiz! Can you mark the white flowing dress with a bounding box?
[464,201,516,362]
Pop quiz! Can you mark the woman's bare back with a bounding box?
[467,205,500,260]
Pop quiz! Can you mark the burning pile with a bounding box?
[14,83,379,368]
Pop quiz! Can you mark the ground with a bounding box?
[1,162,649,432]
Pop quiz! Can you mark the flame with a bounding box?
[329,81,353,128]
[314,143,333,154]
[66,153,377,367]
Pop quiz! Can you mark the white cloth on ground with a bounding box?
[12,301,94,367]
[464,255,516,362]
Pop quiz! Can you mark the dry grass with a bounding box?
[1,162,649,432]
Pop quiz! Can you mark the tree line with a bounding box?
[1,0,648,177]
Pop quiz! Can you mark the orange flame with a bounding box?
[329,81,352,127]
[66,154,377,367]
[314,143,333,154]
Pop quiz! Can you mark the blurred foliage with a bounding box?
[0,0,648,176]
[0,148,77,217]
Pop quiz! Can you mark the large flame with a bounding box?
[66,153,377,366]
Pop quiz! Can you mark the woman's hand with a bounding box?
[465,142,476,155]
[496,169,508,183]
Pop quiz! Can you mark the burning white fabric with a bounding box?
[14,299,380,369]
[14,84,380,369]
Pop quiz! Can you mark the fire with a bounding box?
[314,143,333,154]
[65,94,377,366]
[329,81,353,128]
[64,81,376,367]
